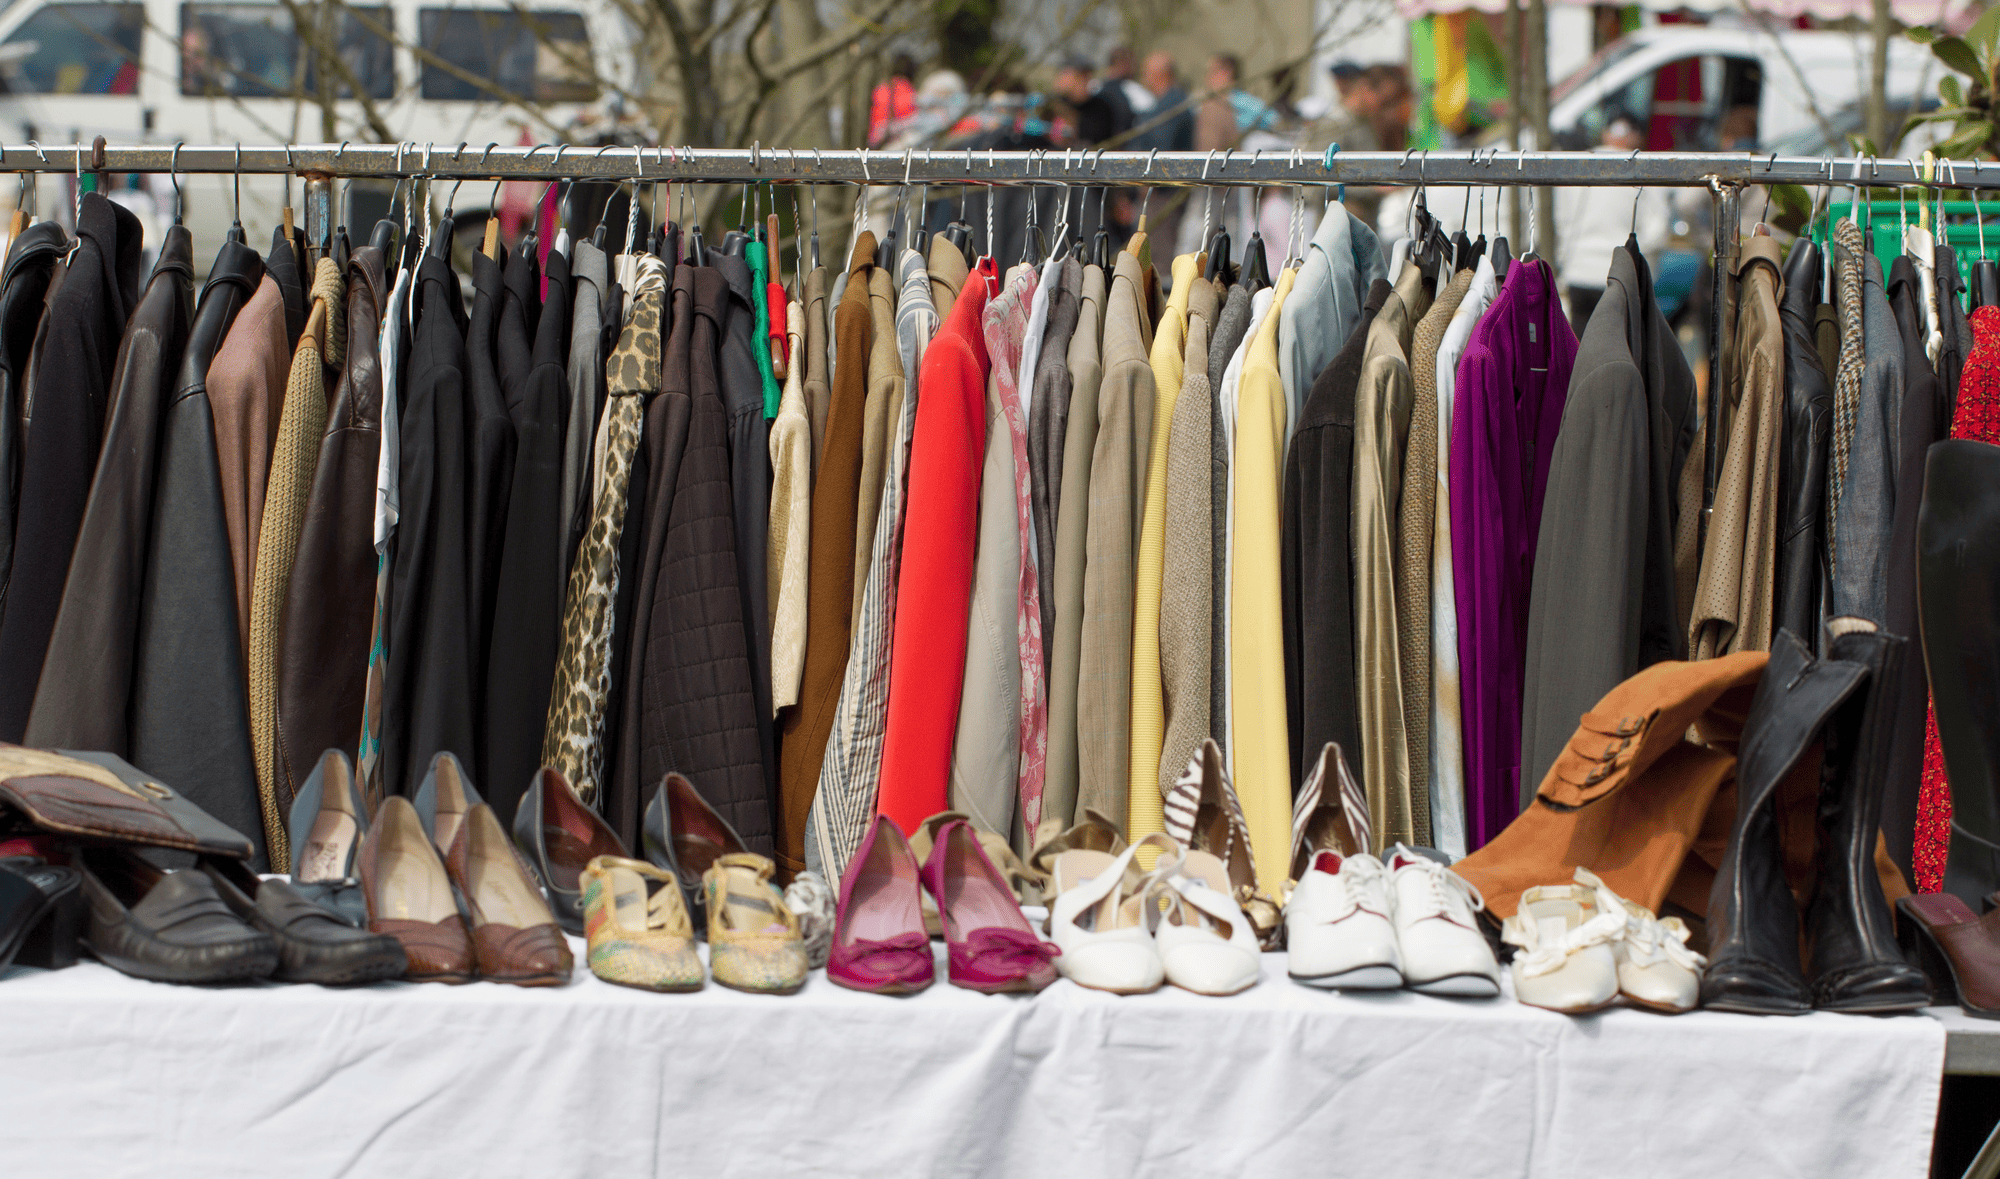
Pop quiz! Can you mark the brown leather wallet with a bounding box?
[0,746,254,859]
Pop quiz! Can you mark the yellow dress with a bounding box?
[1230,266,1297,895]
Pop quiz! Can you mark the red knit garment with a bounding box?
[875,259,998,833]
[1913,302,2000,892]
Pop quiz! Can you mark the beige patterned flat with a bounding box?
[581,856,703,992]
[703,853,808,995]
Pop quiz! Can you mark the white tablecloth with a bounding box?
[0,941,1944,1179]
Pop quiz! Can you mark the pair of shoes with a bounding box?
[829,816,1059,996]
[580,856,705,991]
[1504,868,1705,1014]
[1287,844,1500,997]
[361,753,572,986]
[638,769,831,966]
[1898,894,2000,1019]
[1048,832,1260,995]
[1164,739,1282,948]
[512,767,627,936]
[1702,621,1929,1016]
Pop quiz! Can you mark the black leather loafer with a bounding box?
[78,846,277,984]
[512,767,626,935]
[199,856,407,986]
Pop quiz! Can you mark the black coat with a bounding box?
[640,265,771,853]
[607,265,692,847]
[0,193,142,739]
[267,226,306,349]
[384,248,475,798]
[273,247,387,800]
[129,236,267,863]
[1880,257,1945,877]
[712,253,775,796]
[1625,242,1697,669]
[25,225,195,752]
[1774,240,1833,646]
[463,251,517,783]
[482,242,568,824]
[1281,278,1387,791]
[0,223,66,606]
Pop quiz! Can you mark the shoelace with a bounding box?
[1393,851,1485,926]
[1575,868,1708,972]
[1501,877,1628,980]
[1315,855,1391,924]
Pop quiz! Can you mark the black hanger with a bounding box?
[369,218,399,259]
[655,220,676,262]
[1976,259,2000,308]
[331,226,351,273]
[687,222,708,267]
[1491,234,1513,281]
[1449,229,1473,272]
[1240,232,1270,294]
[1204,222,1233,283]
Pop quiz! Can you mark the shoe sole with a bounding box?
[1701,997,1811,1016]
[1289,964,1403,990]
[1171,978,1257,997]
[1066,979,1164,995]
[486,973,572,988]
[406,971,476,985]
[714,977,806,996]
[1517,996,1618,1015]
[279,958,411,987]
[1407,973,1501,998]
[1622,994,1697,1015]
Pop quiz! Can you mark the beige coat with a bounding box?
[767,306,811,713]
[1077,252,1155,829]
[852,267,904,622]
[1043,263,1107,831]
[1351,262,1429,850]
[1159,278,1222,797]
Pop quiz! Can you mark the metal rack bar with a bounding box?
[1,144,1995,189]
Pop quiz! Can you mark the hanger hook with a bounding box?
[167,141,183,225]
[232,141,241,226]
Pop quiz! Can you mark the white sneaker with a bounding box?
[1047,833,1180,995]
[1157,850,1262,995]
[1285,851,1402,989]
[1384,845,1501,998]
[1501,870,1625,1014]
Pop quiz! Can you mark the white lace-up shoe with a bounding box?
[1384,845,1501,998]
[1285,851,1401,989]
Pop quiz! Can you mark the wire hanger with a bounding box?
[167,141,183,226]
[228,142,244,242]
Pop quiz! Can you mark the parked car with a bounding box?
[1542,25,1938,153]
[0,0,643,250]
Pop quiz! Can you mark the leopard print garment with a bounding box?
[542,257,666,805]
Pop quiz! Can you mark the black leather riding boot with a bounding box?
[1702,629,1866,1015]
[1921,440,2000,907]
[1806,618,1932,1013]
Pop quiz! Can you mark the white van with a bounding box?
[1545,25,1938,153]
[0,0,642,249]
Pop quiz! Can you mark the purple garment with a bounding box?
[1449,260,1578,849]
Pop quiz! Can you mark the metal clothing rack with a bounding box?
[13,143,1982,541]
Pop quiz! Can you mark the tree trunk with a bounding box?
[1867,0,1892,150]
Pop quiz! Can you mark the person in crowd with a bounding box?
[869,53,918,147]
[1363,63,1412,152]
[1101,45,1153,134]
[1196,53,1249,152]
[1056,58,1123,146]
[1555,116,1670,333]
[1303,59,1387,230]
[1135,50,1194,152]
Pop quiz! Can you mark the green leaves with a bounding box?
[1769,183,1814,225]
[1909,24,1939,43]
[1944,73,1965,106]
[1936,123,1995,159]
[1969,3,2000,55]
[1932,35,1983,79]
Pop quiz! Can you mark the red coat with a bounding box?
[876,258,996,833]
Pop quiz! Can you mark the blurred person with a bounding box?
[1055,58,1121,145]
[869,53,919,147]
[1555,116,1670,333]
[1304,60,1387,231]
[1135,50,1194,152]
[1103,45,1153,130]
[1364,63,1412,152]
[1196,53,1246,151]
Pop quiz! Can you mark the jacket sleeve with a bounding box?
[1517,358,1650,806]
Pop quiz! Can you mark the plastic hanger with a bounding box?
[720,182,750,258]
[1088,187,1111,269]
[1975,182,2000,308]
[942,170,972,258]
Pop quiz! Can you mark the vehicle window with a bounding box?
[0,2,141,95]
[1648,55,1761,151]
[1558,68,1652,150]
[418,8,595,103]
[179,3,392,98]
